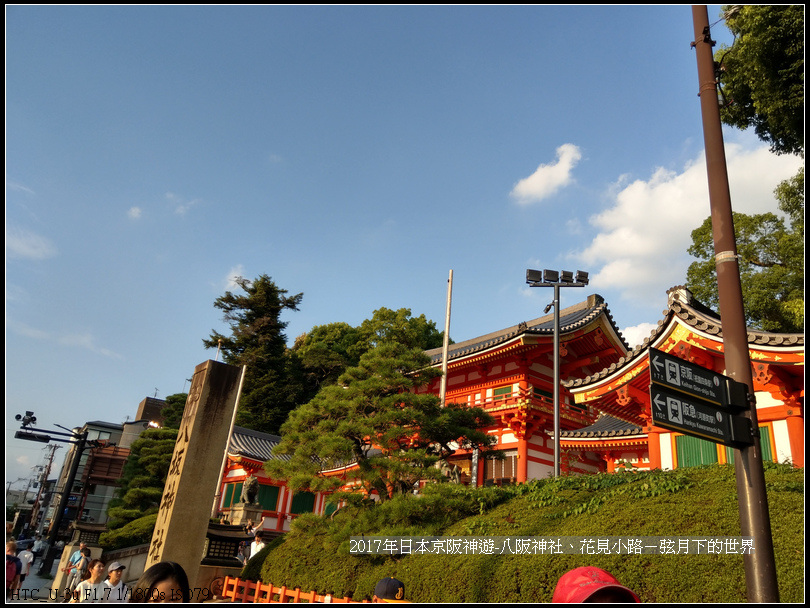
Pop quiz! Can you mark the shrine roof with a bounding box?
[228,425,288,462]
[559,413,642,439]
[426,293,629,365]
[564,286,804,390]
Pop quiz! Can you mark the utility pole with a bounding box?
[691,6,779,602]
[32,445,60,535]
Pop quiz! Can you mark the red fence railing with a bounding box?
[219,576,370,604]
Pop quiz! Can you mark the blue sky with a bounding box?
[6,6,802,485]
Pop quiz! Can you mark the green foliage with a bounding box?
[686,168,804,332]
[254,464,803,602]
[267,343,495,498]
[292,308,448,402]
[204,274,307,435]
[106,427,177,530]
[160,393,187,429]
[98,513,158,551]
[292,322,362,395]
[353,307,446,353]
[716,5,804,155]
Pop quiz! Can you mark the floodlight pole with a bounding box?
[526,269,588,477]
[551,282,562,477]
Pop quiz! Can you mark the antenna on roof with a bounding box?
[154,388,159,398]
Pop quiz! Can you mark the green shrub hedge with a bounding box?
[255,463,803,602]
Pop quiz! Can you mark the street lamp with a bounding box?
[14,411,97,576]
[526,269,589,477]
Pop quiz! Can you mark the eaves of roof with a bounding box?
[228,425,289,463]
[565,285,804,390]
[427,294,629,365]
[559,413,643,439]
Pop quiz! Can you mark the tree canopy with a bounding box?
[292,307,447,401]
[159,392,187,429]
[204,274,306,434]
[686,167,804,332]
[715,5,804,155]
[104,427,178,531]
[266,342,495,501]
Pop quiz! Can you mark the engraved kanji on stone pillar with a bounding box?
[147,360,242,588]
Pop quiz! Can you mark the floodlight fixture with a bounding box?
[560,270,575,283]
[526,269,544,284]
[543,269,559,283]
[576,270,589,285]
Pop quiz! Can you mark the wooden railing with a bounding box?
[219,576,370,603]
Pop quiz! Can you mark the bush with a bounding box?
[254,464,804,602]
[99,513,159,551]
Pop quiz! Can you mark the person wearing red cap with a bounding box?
[373,577,408,603]
[552,566,640,603]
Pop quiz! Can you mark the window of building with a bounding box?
[675,435,718,468]
[493,385,514,402]
[290,492,316,515]
[257,485,280,511]
[222,482,243,510]
[725,425,774,465]
[484,450,518,486]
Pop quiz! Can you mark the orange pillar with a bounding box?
[785,412,804,468]
[647,427,662,470]
[517,435,528,483]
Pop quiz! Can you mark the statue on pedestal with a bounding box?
[240,475,259,505]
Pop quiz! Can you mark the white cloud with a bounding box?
[6,180,36,196]
[8,320,51,341]
[166,192,201,216]
[511,144,582,205]
[620,322,659,349]
[8,319,121,358]
[572,143,802,303]
[127,206,143,219]
[6,226,58,260]
[57,333,123,359]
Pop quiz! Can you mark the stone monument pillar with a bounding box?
[145,360,242,592]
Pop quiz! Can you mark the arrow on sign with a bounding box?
[651,353,664,374]
[653,393,666,413]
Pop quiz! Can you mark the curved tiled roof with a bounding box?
[228,425,289,462]
[427,294,629,365]
[560,413,643,439]
[565,285,804,389]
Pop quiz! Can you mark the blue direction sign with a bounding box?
[649,348,733,408]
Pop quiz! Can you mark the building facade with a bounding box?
[562,286,803,471]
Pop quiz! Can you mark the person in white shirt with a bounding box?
[70,559,105,603]
[102,561,128,603]
[31,536,44,567]
[17,546,34,589]
[249,531,266,560]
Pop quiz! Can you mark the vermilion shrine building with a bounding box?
[215,286,803,525]
[562,287,803,472]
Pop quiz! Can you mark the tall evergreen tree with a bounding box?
[267,342,495,501]
[203,274,305,434]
